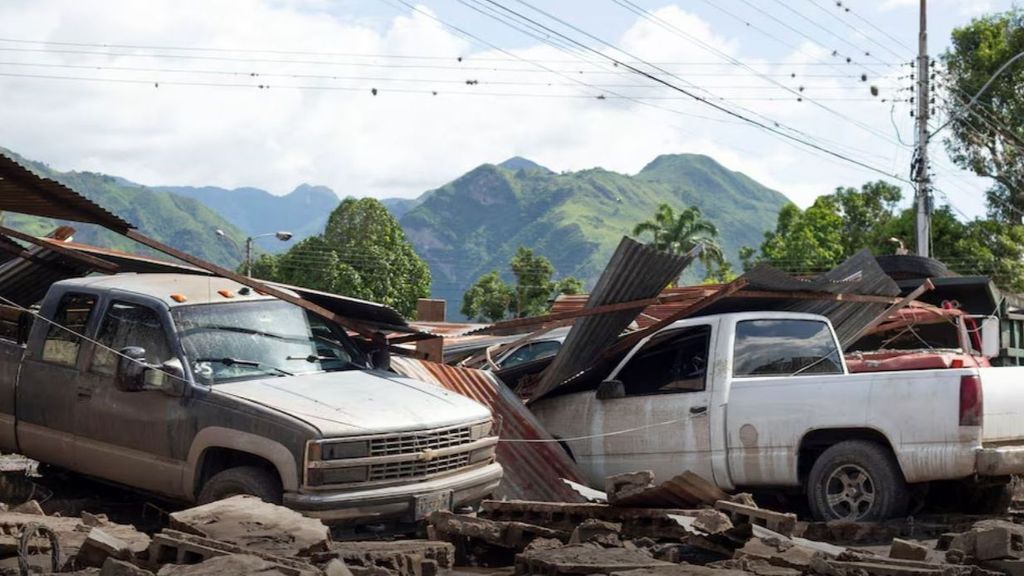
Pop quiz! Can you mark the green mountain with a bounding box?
[156,183,338,251]
[1,150,248,267]
[399,154,790,314]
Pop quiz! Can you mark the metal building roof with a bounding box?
[0,153,133,233]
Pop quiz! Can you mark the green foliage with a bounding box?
[400,154,789,317]
[258,198,431,317]
[745,181,1024,292]
[461,271,515,323]
[942,9,1024,220]
[460,247,584,322]
[632,204,725,269]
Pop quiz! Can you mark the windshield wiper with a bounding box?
[191,325,292,340]
[194,357,293,377]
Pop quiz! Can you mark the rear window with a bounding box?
[733,319,842,377]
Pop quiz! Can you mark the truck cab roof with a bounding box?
[52,273,287,307]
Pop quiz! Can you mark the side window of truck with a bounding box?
[616,325,711,395]
[41,293,97,367]
[91,302,173,376]
[733,319,842,377]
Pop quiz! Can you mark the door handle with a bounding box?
[689,406,707,415]
[76,385,93,399]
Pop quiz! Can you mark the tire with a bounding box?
[197,466,283,505]
[807,440,909,521]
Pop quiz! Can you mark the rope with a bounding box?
[18,522,60,575]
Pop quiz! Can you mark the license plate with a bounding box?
[413,490,452,520]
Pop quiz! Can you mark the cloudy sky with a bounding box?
[0,0,1011,218]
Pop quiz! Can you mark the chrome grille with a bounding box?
[369,425,474,456]
[368,453,471,481]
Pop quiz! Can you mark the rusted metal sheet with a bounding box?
[0,242,95,306]
[391,357,586,502]
[532,238,698,402]
[0,152,132,232]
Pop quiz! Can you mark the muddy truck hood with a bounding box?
[213,369,491,436]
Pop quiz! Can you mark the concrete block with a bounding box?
[976,527,1017,561]
[515,544,670,576]
[889,539,929,561]
[79,527,132,567]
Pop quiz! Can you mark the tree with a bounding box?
[632,204,725,272]
[253,198,431,317]
[942,9,1024,220]
[461,247,584,322]
[461,271,515,323]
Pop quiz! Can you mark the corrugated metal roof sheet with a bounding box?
[531,237,697,402]
[0,153,133,233]
[391,357,586,503]
[0,243,95,306]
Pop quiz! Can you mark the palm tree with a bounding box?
[633,204,725,271]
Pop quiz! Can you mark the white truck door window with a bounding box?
[592,325,715,484]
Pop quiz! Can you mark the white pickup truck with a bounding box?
[531,311,1024,521]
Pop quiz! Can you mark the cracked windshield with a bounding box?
[172,300,361,384]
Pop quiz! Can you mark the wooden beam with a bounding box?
[0,226,119,273]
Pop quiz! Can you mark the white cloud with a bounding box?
[0,0,989,220]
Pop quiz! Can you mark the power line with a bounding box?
[803,0,912,61]
[479,0,909,182]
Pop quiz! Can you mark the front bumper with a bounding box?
[284,462,503,524]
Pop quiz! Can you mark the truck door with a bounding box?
[74,299,189,498]
[16,292,99,469]
[589,323,716,484]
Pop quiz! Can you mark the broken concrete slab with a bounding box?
[156,554,295,576]
[713,502,795,538]
[430,510,568,551]
[78,527,133,567]
[310,539,456,576]
[606,472,655,505]
[975,526,1017,561]
[609,565,752,576]
[692,510,732,535]
[169,495,330,558]
[981,559,1024,576]
[515,544,671,576]
[569,519,622,547]
[890,539,929,561]
[146,530,318,576]
[480,500,700,540]
[607,472,728,509]
[100,558,156,576]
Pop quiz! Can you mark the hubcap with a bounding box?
[824,464,875,520]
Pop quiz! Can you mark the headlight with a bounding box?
[308,440,369,461]
[470,420,493,439]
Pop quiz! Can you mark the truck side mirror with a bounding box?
[146,358,188,398]
[596,379,625,400]
[115,347,148,392]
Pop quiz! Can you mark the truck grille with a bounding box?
[369,424,474,456]
[369,453,472,482]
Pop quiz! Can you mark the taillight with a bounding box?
[959,374,983,426]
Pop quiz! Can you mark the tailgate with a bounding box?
[979,367,1024,443]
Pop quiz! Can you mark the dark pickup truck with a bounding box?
[0,273,501,524]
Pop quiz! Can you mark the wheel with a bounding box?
[197,466,283,505]
[807,440,909,521]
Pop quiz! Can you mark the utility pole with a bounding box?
[245,236,254,277]
[913,0,931,257]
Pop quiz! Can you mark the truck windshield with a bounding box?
[171,300,364,384]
